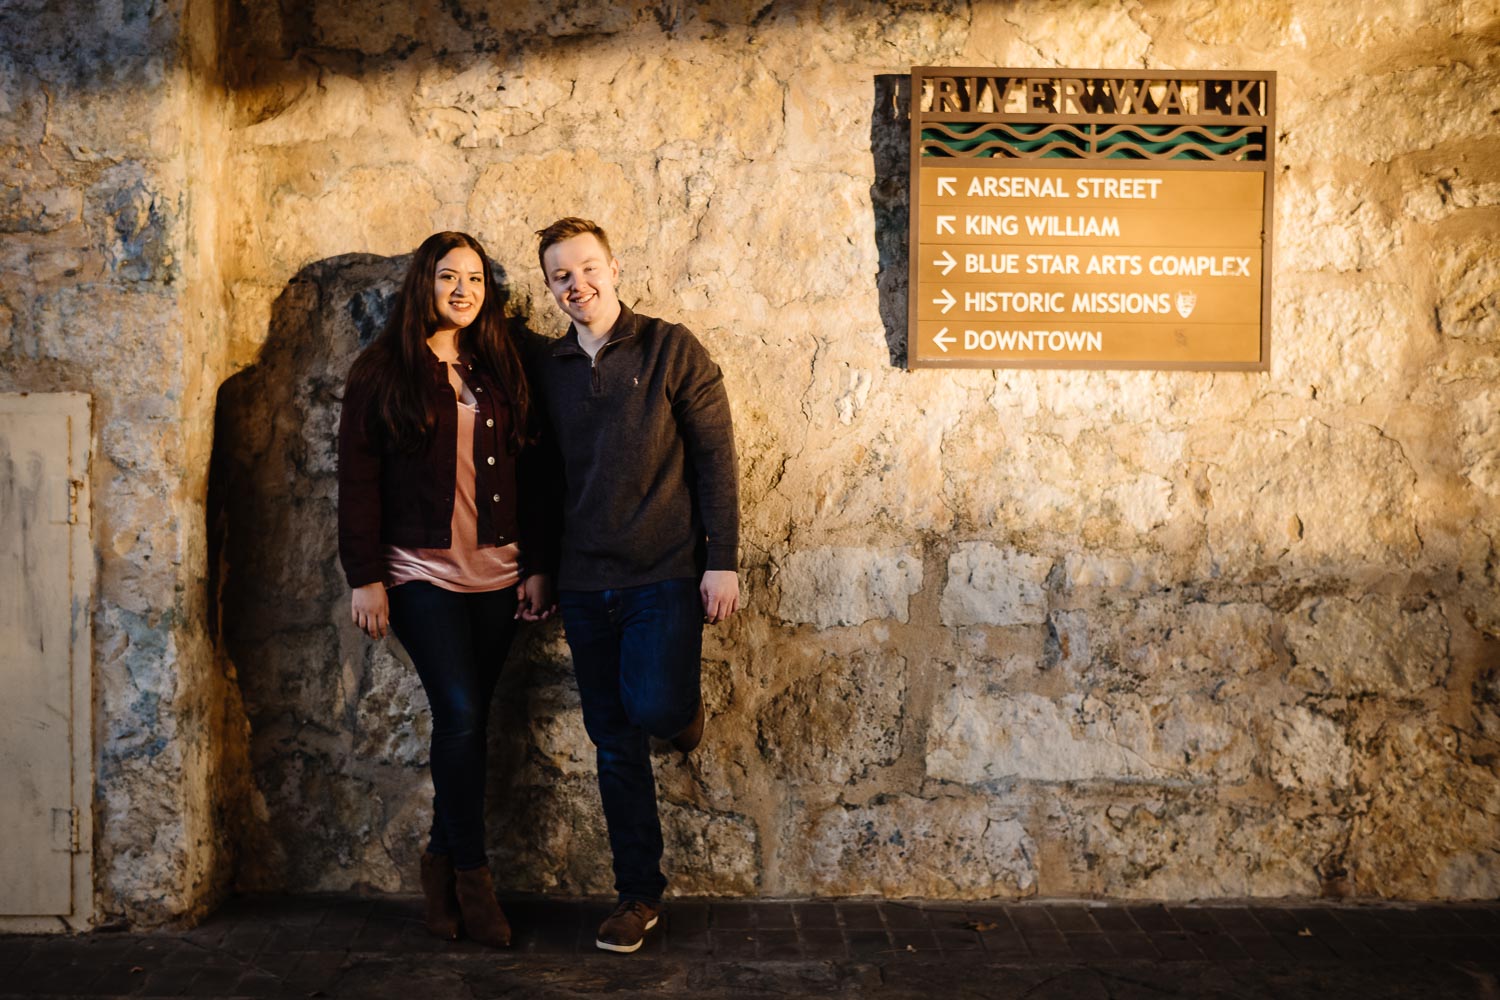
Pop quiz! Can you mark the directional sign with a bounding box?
[908,67,1275,370]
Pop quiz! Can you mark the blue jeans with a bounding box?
[387,580,519,870]
[560,577,703,903]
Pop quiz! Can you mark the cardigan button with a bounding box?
[492,494,501,503]
[486,418,494,428]
[486,456,495,465]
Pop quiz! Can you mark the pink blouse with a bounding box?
[384,367,521,593]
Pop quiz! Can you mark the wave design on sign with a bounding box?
[921,122,1266,161]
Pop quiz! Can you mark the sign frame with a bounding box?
[907,67,1276,372]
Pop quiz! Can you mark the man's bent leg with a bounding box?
[616,578,704,743]
[560,589,669,904]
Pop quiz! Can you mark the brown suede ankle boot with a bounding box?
[454,865,511,947]
[419,851,461,940]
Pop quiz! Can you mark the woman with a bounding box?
[337,231,552,947]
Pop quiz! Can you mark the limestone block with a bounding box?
[996,0,1153,67]
[1274,281,1413,404]
[412,61,572,148]
[659,800,759,895]
[793,795,1037,897]
[1277,180,1400,273]
[1285,596,1449,697]
[940,543,1051,627]
[1199,418,1420,576]
[466,149,647,289]
[1352,720,1500,898]
[756,650,906,785]
[1266,705,1351,792]
[240,72,370,147]
[691,163,878,309]
[490,775,613,895]
[1039,791,1334,898]
[775,546,922,628]
[783,62,877,169]
[311,0,419,55]
[263,165,442,262]
[606,54,783,160]
[527,683,593,777]
[1437,241,1500,343]
[1115,600,1281,683]
[1287,62,1500,165]
[234,626,344,731]
[352,641,430,766]
[927,685,1247,784]
[1404,170,1500,224]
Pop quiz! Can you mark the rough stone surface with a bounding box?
[2,0,1497,925]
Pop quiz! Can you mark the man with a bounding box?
[532,217,740,953]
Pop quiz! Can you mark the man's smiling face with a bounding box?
[543,232,621,336]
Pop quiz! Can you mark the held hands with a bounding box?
[516,573,556,621]
[351,581,390,639]
[701,569,740,624]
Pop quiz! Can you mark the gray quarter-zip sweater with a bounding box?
[535,304,739,591]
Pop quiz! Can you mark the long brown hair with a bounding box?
[349,232,530,453]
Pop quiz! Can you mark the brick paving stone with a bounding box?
[1250,905,1306,933]
[189,964,246,995]
[1167,906,1220,935]
[1328,907,1390,936]
[837,903,885,931]
[1271,931,1337,961]
[1020,930,1071,960]
[1234,933,1291,961]
[1151,932,1204,961]
[1086,906,1138,933]
[793,902,840,929]
[140,963,202,995]
[751,902,796,929]
[1047,905,1100,933]
[1005,905,1057,933]
[931,929,983,953]
[845,930,892,959]
[230,969,287,997]
[978,928,1031,960]
[710,903,755,930]
[1103,931,1158,960]
[887,929,938,956]
[1194,931,1249,961]
[880,903,930,930]
[1127,904,1179,932]
[708,928,758,959]
[1209,905,1266,935]
[666,901,710,933]
[798,928,847,957]
[1063,932,1117,961]
[755,929,802,960]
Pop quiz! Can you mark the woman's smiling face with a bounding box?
[432,246,486,333]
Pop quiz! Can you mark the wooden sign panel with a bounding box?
[908,69,1275,370]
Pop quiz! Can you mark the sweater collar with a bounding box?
[554,303,638,357]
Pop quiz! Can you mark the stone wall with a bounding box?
[0,0,246,926]
[3,0,1498,924]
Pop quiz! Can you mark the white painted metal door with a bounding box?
[0,393,93,928]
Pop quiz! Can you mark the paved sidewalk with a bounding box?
[3,894,1498,998]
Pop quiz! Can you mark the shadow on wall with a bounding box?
[206,254,581,893]
[871,73,912,369]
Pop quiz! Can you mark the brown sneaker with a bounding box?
[670,699,705,753]
[595,899,661,953]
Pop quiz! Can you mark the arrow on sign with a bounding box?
[933,327,955,352]
[935,250,956,276]
[936,176,956,196]
[933,288,956,314]
[936,215,955,234]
